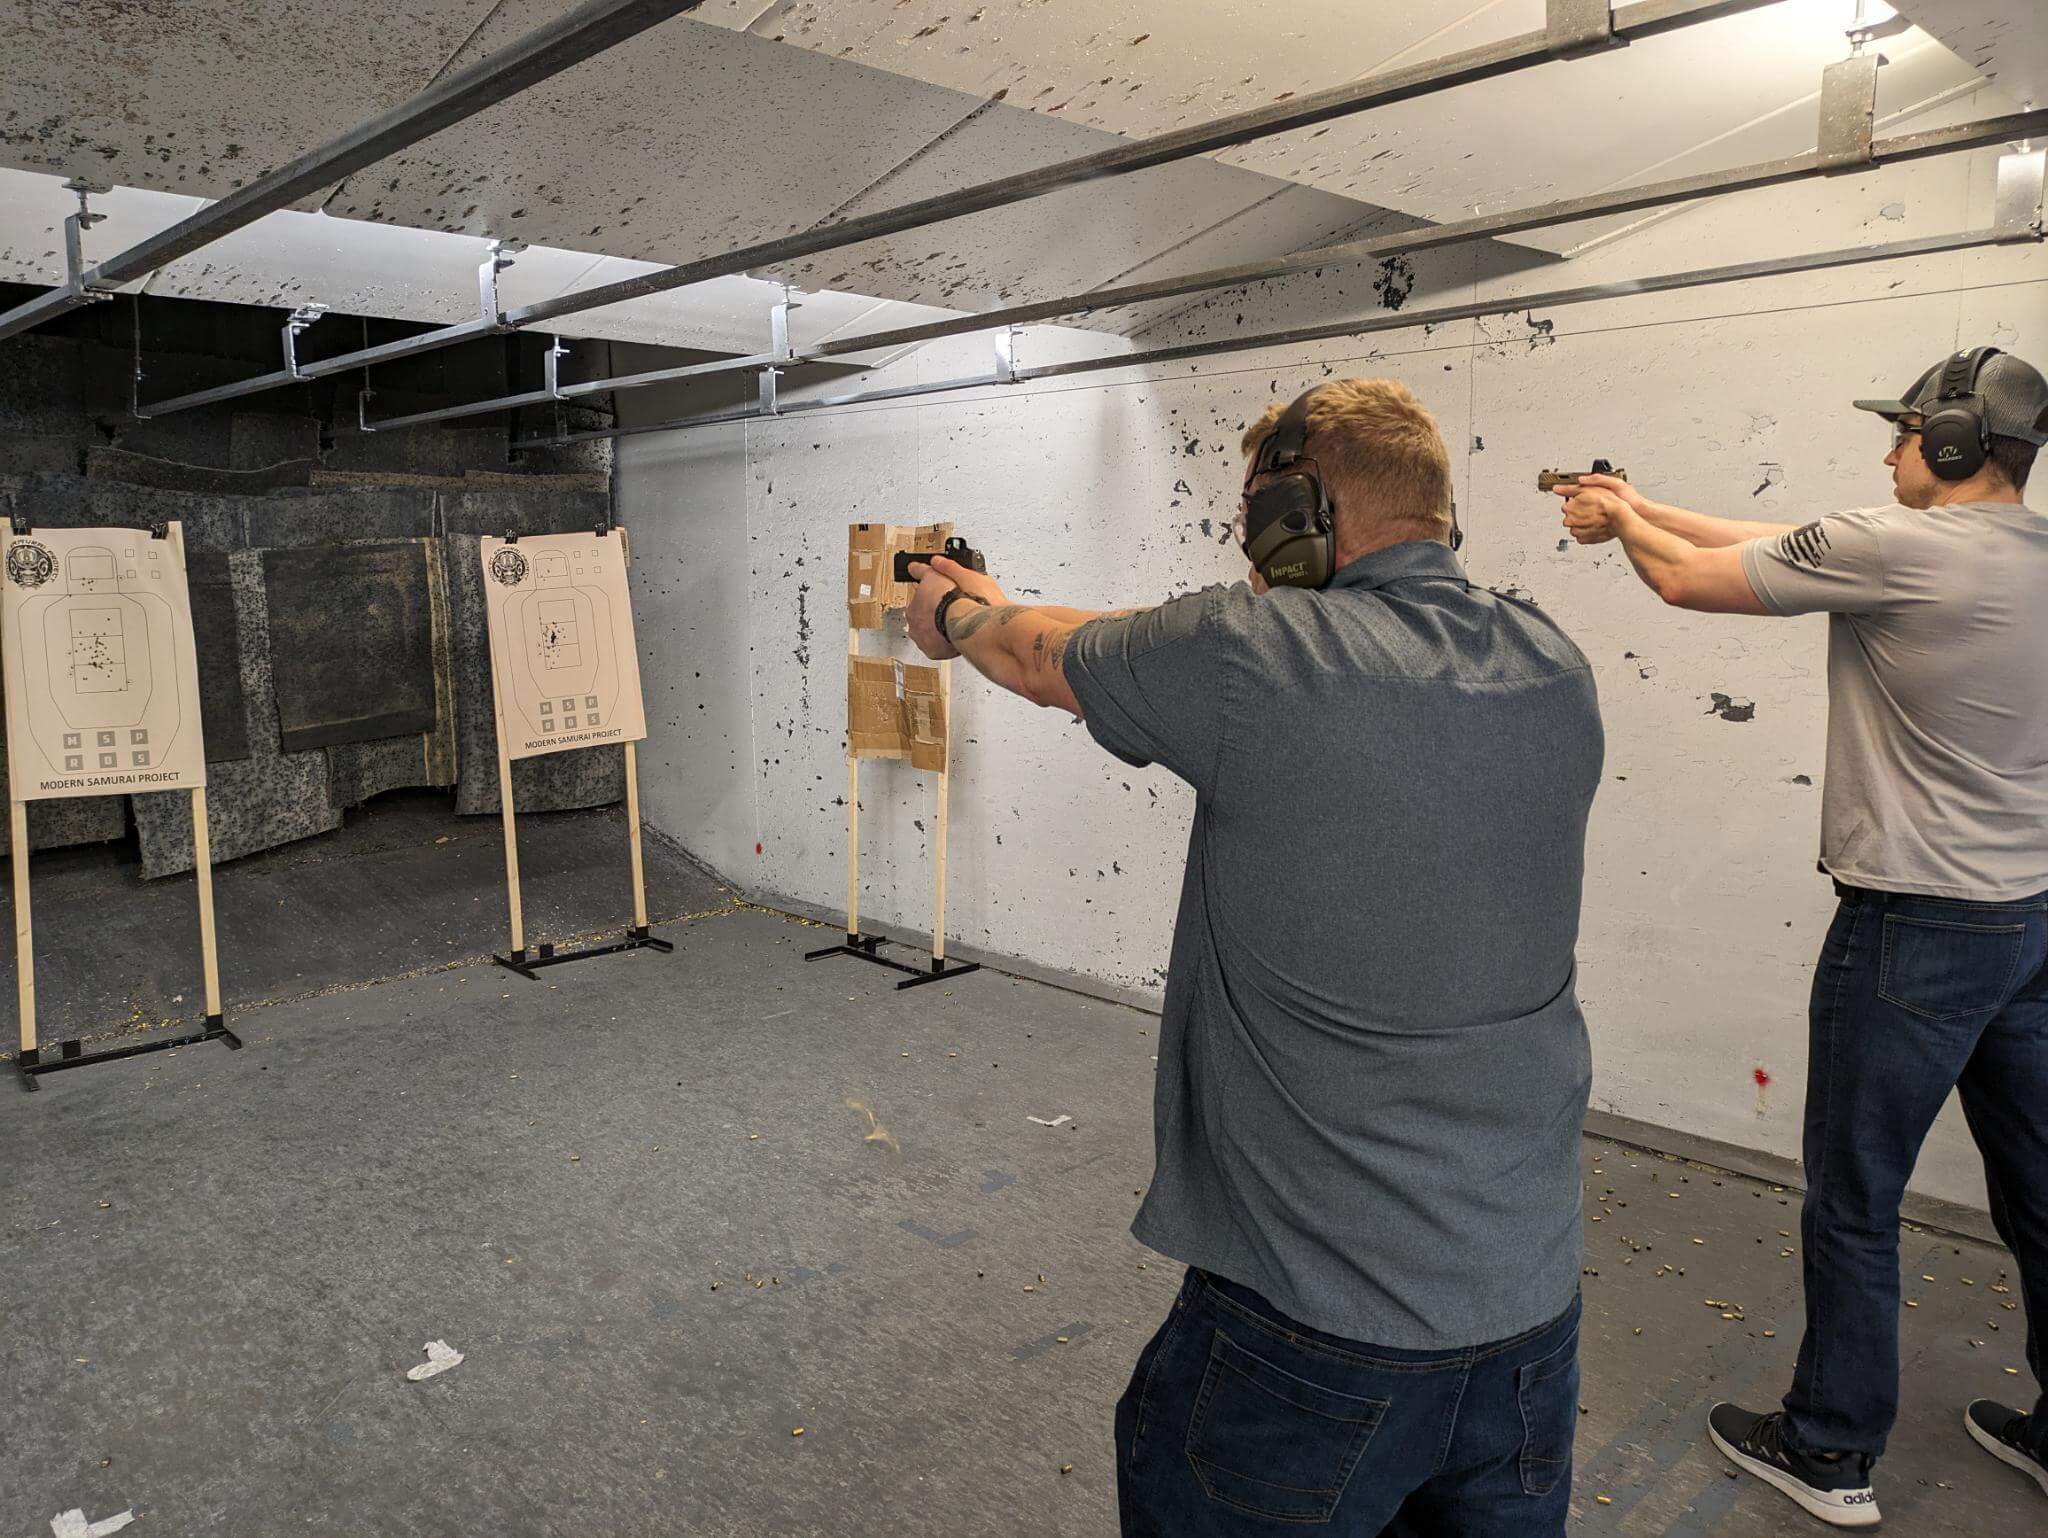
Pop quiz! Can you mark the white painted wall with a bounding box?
[620,90,2045,1210]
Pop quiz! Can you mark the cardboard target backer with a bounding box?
[480,532,647,761]
[846,655,946,772]
[2,523,208,800]
[847,521,952,630]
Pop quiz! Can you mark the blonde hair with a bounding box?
[1241,378,1454,545]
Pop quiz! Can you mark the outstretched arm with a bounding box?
[1565,488,1770,614]
[942,601,1085,714]
[1558,472,1796,548]
[905,555,1099,715]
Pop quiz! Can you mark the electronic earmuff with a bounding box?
[1240,387,1337,590]
[1920,346,1999,482]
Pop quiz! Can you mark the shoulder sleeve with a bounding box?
[1063,585,1242,791]
[1739,508,1892,616]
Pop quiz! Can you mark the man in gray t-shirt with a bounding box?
[906,378,1602,1535]
[1556,347,2048,1528]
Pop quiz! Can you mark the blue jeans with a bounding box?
[1115,1270,1580,1536]
[1785,883,2048,1461]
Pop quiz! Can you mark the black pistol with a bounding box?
[1537,458,1628,492]
[894,536,987,584]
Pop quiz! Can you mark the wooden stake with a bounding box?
[11,799,33,1055]
[190,787,222,1017]
[846,627,860,938]
[492,668,525,954]
[624,740,648,930]
[931,659,952,963]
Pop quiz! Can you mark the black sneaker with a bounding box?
[1708,1403,1881,1528]
[1965,1401,2048,1497]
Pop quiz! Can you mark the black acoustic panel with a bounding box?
[187,551,250,764]
[263,541,438,755]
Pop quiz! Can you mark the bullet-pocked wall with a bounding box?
[620,88,2044,1210]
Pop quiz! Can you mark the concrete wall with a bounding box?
[620,90,2046,1210]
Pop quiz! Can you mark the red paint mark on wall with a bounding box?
[755,842,763,855]
[1753,1067,1771,1089]
[1754,1065,1771,1116]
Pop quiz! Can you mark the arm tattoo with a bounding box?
[948,602,1025,644]
[1046,628,1072,675]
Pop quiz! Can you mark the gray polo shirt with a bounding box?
[1742,502,2048,901]
[1065,541,1603,1350]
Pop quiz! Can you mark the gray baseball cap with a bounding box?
[1854,348,2048,446]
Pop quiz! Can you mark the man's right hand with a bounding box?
[1551,471,1649,515]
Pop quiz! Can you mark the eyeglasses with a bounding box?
[1891,420,1923,451]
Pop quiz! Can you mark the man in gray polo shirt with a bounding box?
[1555,347,2048,1528]
[906,377,1603,1535]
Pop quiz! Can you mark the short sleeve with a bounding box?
[1740,508,1891,616]
[1063,586,1237,791]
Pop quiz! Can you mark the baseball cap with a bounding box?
[1854,348,2048,445]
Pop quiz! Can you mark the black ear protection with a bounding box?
[1920,346,1999,482]
[1241,387,1336,590]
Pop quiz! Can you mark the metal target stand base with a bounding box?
[15,1014,242,1092]
[494,925,673,981]
[805,932,981,991]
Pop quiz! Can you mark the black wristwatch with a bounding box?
[933,587,989,641]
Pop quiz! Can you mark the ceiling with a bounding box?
[0,0,2026,350]
[685,0,2000,250]
[0,0,1434,342]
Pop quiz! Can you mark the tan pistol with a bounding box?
[1538,459,1627,492]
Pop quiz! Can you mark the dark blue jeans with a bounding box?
[1785,883,2048,1461]
[1115,1270,1580,1536]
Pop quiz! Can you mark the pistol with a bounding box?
[894,536,987,584]
[1538,459,1627,492]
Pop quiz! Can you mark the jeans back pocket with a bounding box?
[1184,1330,1388,1523]
[1878,913,2027,1022]
[1517,1325,1580,1497]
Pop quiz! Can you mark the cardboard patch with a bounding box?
[847,521,953,630]
[847,655,944,769]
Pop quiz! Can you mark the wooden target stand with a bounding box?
[488,524,671,982]
[805,622,981,991]
[11,520,239,1091]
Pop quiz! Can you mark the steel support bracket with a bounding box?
[281,303,331,381]
[1846,3,1912,50]
[480,239,527,327]
[770,288,800,364]
[1818,52,1884,171]
[994,327,1019,383]
[1546,0,1616,59]
[59,180,115,305]
[542,335,571,400]
[758,366,781,416]
[1992,148,2047,237]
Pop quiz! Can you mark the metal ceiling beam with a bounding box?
[136,0,1787,416]
[0,0,706,345]
[514,220,2042,447]
[360,107,2048,434]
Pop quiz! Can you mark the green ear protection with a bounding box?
[1240,385,1464,589]
[1240,387,1337,590]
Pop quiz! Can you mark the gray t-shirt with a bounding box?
[1742,502,2048,900]
[1065,541,1603,1350]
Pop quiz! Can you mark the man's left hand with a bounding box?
[1559,486,1632,545]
